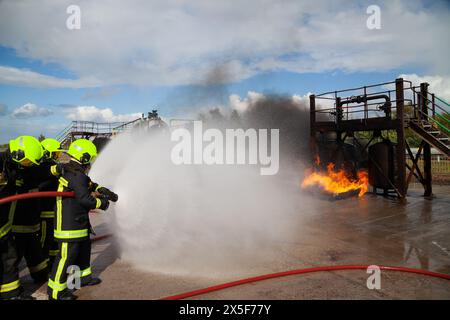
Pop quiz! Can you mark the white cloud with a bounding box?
[65,106,141,122]
[11,103,52,118]
[0,66,101,88]
[0,0,448,87]
[229,91,265,113]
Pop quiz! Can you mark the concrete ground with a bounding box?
[24,184,450,300]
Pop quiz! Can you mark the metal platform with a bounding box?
[310,78,450,198]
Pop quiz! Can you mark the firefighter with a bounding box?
[11,136,50,284]
[0,136,44,299]
[38,138,63,270]
[48,139,117,300]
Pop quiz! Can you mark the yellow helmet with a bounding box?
[41,138,62,159]
[9,135,43,165]
[67,139,97,164]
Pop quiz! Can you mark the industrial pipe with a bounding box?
[161,265,450,300]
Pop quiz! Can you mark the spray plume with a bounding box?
[90,94,313,277]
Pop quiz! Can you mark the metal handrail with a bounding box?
[435,95,450,107]
[112,118,142,131]
[411,87,449,117]
[56,122,75,141]
[55,120,133,142]
[315,80,397,97]
[416,109,450,135]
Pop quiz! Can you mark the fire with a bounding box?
[302,162,368,197]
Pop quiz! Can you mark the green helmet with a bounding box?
[41,138,62,159]
[9,135,43,165]
[67,139,97,164]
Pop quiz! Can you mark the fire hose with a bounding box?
[0,191,112,242]
[1,192,450,300]
[160,265,450,300]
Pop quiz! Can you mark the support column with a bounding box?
[395,78,406,198]
[309,94,317,158]
[421,82,432,197]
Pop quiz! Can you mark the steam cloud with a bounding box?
[90,93,313,277]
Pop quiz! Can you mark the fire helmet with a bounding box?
[67,139,97,164]
[41,138,62,160]
[9,135,43,165]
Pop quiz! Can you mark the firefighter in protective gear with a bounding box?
[0,136,45,299]
[38,138,62,270]
[10,136,52,284]
[48,139,117,300]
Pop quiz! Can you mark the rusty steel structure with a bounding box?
[310,78,450,198]
[56,120,126,149]
[56,110,167,150]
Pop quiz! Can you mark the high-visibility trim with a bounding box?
[40,221,47,246]
[95,184,102,192]
[48,279,67,292]
[0,279,20,293]
[95,198,102,209]
[54,229,89,239]
[56,184,64,231]
[0,200,17,238]
[0,223,11,238]
[59,177,69,187]
[40,211,54,219]
[52,242,68,299]
[49,249,59,256]
[50,165,58,176]
[12,223,40,234]
[80,267,92,278]
[29,259,49,273]
[15,179,23,187]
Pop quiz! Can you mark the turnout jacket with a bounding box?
[0,151,58,237]
[38,160,59,219]
[0,151,17,238]
[55,160,103,242]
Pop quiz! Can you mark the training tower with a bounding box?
[309,78,450,198]
[56,110,167,151]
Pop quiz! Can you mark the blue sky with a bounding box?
[0,0,449,143]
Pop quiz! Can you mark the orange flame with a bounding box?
[302,161,368,197]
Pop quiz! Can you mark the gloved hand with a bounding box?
[98,187,118,202]
[99,197,110,211]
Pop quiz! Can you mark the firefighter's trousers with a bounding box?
[0,233,21,299]
[40,212,58,270]
[48,239,93,300]
[13,228,49,282]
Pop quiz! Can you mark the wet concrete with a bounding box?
[27,185,450,299]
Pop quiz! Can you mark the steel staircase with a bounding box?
[408,91,450,157]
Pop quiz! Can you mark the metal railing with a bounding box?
[111,118,143,133]
[314,79,405,122]
[408,86,450,135]
[313,80,449,136]
[55,120,130,142]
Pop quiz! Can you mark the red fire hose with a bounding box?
[0,191,75,204]
[161,265,450,300]
[1,192,450,299]
[0,191,111,242]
